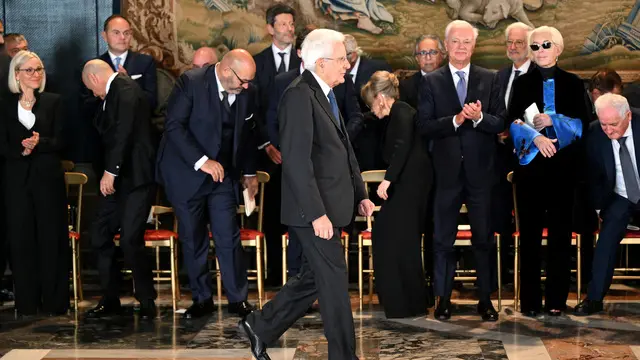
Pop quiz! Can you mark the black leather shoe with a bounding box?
[477,302,499,322]
[522,309,539,318]
[574,299,603,316]
[86,298,122,318]
[139,300,157,320]
[183,298,215,319]
[238,319,271,360]
[229,301,254,318]
[434,299,452,321]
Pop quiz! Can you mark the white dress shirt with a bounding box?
[17,103,36,130]
[310,70,332,101]
[612,125,640,200]
[449,62,483,130]
[349,56,361,83]
[108,50,128,70]
[504,59,531,108]
[102,72,119,111]
[272,43,292,72]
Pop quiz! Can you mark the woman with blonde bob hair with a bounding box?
[0,50,69,316]
[508,26,591,317]
[362,70,434,318]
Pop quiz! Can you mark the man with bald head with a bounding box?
[157,49,259,319]
[192,47,218,69]
[82,59,158,319]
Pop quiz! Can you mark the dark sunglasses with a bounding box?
[530,41,553,52]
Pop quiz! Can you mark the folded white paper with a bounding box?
[243,188,256,216]
[523,102,541,129]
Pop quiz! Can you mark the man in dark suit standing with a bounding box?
[239,29,374,360]
[252,4,302,284]
[157,49,258,319]
[82,59,157,319]
[266,25,364,278]
[399,34,445,109]
[576,94,639,316]
[417,20,505,322]
[344,34,392,171]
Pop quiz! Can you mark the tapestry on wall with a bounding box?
[123,0,640,76]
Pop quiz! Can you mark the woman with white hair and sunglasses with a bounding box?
[508,26,592,317]
[0,50,69,317]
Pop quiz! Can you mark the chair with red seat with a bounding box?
[65,171,88,312]
[281,230,349,285]
[114,205,180,311]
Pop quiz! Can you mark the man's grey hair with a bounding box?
[595,93,631,119]
[444,20,479,41]
[343,34,362,56]
[505,22,533,40]
[301,29,345,71]
[414,34,446,56]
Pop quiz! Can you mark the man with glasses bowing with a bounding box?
[157,49,259,319]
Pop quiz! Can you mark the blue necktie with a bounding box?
[456,70,467,107]
[328,90,341,123]
[114,56,121,71]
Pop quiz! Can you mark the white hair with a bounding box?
[8,50,46,94]
[528,26,564,51]
[301,29,345,71]
[343,34,362,56]
[595,93,631,119]
[505,22,533,40]
[445,20,479,41]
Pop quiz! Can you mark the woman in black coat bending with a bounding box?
[508,26,592,317]
[363,71,434,318]
[0,51,69,316]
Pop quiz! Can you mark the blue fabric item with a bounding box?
[456,71,467,106]
[328,90,340,122]
[511,78,582,165]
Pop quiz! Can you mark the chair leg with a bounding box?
[174,242,181,301]
[344,234,349,274]
[170,238,177,312]
[282,235,288,286]
[77,241,84,301]
[358,235,363,310]
[156,246,161,288]
[72,238,78,312]
[263,238,268,281]
[577,234,582,302]
[256,236,264,309]
[496,234,502,311]
[368,246,374,304]
[215,258,222,303]
[514,234,519,312]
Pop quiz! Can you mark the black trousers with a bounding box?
[7,174,69,314]
[515,154,574,311]
[259,156,286,285]
[246,226,357,360]
[91,182,156,302]
[433,170,494,301]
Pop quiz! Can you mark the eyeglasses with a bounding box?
[323,57,348,64]
[530,41,553,52]
[506,40,526,48]
[230,67,252,85]
[17,67,45,76]
[416,49,440,57]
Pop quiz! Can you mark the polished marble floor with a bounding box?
[1,284,640,360]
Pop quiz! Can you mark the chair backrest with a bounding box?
[61,160,75,172]
[507,171,520,232]
[360,170,385,229]
[150,205,178,232]
[64,172,88,234]
[237,171,270,232]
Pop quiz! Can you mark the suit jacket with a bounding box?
[587,110,640,211]
[279,70,367,227]
[417,64,506,188]
[253,46,302,145]
[399,71,422,109]
[266,68,364,147]
[0,53,10,100]
[156,65,259,202]
[624,83,640,109]
[497,62,536,112]
[98,51,158,109]
[97,74,156,189]
[0,92,65,183]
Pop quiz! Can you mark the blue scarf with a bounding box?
[510,78,582,165]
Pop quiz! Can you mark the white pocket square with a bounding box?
[244,113,254,121]
[131,74,142,80]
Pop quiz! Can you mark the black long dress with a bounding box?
[371,101,433,318]
[0,92,69,315]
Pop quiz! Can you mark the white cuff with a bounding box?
[258,141,270,150]
[194,155,209,171]
[453,116,461,131]
[106,171,117,177]
[472,112,484,127]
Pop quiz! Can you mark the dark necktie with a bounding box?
[221,91,231,113]
[328,90,341,123]
[455,71,467,107]
[507,69,521,109]
[277,52,286,74]
[618,136,640,203]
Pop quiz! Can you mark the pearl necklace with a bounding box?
[20,98,35,107]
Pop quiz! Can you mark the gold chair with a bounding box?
[114,206,180,311]
[508,171,581,311]
[357,170,385,309]
[211,171,270,308]
[595,224,640,282]
[281,230,349,285]
[452,204,502,310]
[65,172,88,312]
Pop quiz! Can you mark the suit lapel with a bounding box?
[303,72,344,135]
[123,51,133,71]
[466,65,482,104]
[233,92,247,152]
[290,53,301,72]
[206,67,223,135]
[601,129,615,185]
[441,67,461,109]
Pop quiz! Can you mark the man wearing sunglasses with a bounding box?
[399,34,445,109]
[157,49,259,319]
